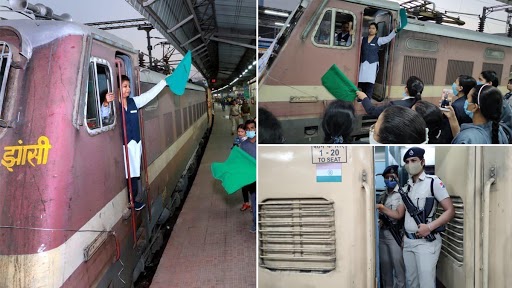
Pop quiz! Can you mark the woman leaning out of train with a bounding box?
[105,75,168,210]
[369,105,428,144]
[356,76,424,118]
[357,22,398,99]
[444,84,508,144]
[321,100,356,144]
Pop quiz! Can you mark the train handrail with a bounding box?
[482,177,495,288]
[361,170,375,288]
[115,59,137,247]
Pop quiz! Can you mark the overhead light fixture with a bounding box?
[264,10,289,17]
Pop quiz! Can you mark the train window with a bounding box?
[405,38,438,52]
[0,42,12,118]
[482,63,503,83]
[85,58,115,133]
[259,198,336,273]
[402,56,436,85]
[484,48,505,60]
[445,60,474,85]
[312,9,355,49]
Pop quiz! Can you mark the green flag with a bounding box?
[397,8,408,32]
[211,146,256,194]
[321,64,358,101]
[165,50,192,96]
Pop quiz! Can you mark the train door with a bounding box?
[360,7,394,101]
[258,146,375,288]
[478,147,512,287]
[435,146,477,288]
[114,55,151,247]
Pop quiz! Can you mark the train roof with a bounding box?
[0,20,136,59]
[344,0,400,11]
[404,18,512,48]
[139,68,205,92]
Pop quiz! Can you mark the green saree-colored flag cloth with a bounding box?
[211,146,256,194]
[321,64,358,101]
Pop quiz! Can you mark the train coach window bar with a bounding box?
[259,198,336,273]
[85,57,116,134]
[0,42,12,118]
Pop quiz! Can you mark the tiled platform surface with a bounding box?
[151,104,256,288]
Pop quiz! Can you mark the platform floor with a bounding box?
[150,103,256,288]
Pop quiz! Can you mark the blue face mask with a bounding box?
[402,92,408,98]
[476,81,483,85]
[384,179,397,189]
[464,100,474,119]
[452,83,459,96]
[246,131,256,139]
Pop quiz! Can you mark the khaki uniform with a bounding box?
[379,186,406,288]
[230,104,241,133]
[403,172,449,288]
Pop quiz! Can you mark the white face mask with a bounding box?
[405,161,423,175]
[369,130,382,144]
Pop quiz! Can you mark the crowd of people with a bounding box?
[258,72,512,145]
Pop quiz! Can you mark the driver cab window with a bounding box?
[85,57,115,133]
[313,9,355,48]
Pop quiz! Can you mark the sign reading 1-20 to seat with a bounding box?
[311,146,347,164]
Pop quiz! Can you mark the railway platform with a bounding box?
[150,103,256,288]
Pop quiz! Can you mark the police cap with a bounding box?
[403,147,425,162]
[382,165,399,176]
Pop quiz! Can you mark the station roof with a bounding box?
[125,0,256,89]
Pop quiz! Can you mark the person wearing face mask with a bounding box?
[357,76,424,118]
[358,22,398,99]
[369,105,428,144]
[401,147,455,288]
[449,75,477,126]
[449,84,508,144]
[477,70,499,87]
[376,165,406,288]
[240,119,257,233]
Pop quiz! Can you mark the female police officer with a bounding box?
[376,165,406,288]
[401,147,455,288]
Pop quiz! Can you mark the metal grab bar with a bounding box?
[362,170,374,288]
[482,177,495,288]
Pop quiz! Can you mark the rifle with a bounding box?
[379,213,403,247]
[393,176,444,242]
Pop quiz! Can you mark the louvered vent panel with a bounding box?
[259,198,336,273]
[445,60,474,85]
[401,56,436,85]
[436,196,464,266]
